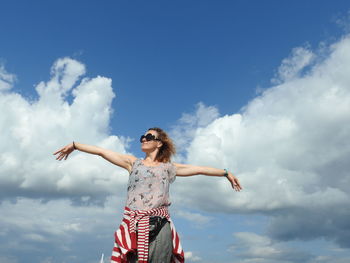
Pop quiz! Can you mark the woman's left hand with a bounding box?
[53,143,75,161]
[227,172,242,191]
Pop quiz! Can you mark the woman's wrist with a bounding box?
[73,141,77,150]
[223,169,229,177]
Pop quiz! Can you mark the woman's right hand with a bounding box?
[53,143,75,161]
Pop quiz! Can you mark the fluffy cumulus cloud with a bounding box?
[0,57,130,202]
[171,102,220,155]
[172,34,350,251]
[0,58,129,261]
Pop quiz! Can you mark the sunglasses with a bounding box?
[140,133,161,143]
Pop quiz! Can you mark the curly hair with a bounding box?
[148,127,176,163]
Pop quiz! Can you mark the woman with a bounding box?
[54,127,242,263]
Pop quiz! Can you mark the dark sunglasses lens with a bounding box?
[145,134,155,141]
[140,134,155,142]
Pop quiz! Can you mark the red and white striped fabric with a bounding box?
[111,206,184,263]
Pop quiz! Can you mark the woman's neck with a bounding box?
[144,151,158,162]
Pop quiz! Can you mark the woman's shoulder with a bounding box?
[165,161,176,172]
[161,160,174,167]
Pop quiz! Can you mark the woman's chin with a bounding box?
[141,147,150,153]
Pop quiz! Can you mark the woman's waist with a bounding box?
[126,192,171,209]
[126,201,171,212]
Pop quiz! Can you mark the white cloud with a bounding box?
[229,232,313,263]
[174,209,213,227]
[0,63,16,91]
[0,197,123,262]
[173,35,350,249]
[0,57,130,202]
[170,102,220,157]
[229,232,350,263]
[184,251,202,262]
[0,57,134,262]
[272,45,315,84]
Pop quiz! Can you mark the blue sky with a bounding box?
[2,0,347,145]
[1,1,350,263]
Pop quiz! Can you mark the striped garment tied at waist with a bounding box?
[111,206,184,263]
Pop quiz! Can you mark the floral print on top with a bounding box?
[126,159,177,211]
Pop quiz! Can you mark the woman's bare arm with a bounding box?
[174,163,242,191]
[53,142,137,172]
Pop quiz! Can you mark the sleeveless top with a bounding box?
[125,159,177,210]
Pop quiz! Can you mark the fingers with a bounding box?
[64,152,70,160]
[235,180,242,191]
[54,151,68,161]
[53,147,64,155]
[53,146,73,161]
[231,177,242,191]
[233,185,241,191]
[56,153,64,161]
[233,184,241,191]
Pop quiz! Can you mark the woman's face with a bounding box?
[140,130,162,153]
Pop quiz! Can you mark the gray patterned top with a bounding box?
[125,159,177,211]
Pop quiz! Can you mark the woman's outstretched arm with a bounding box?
[174,163,242,191]
[53,142,137,172]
